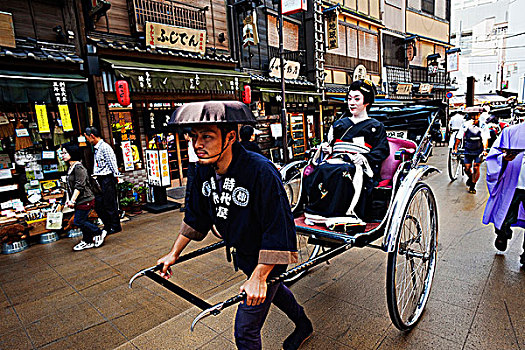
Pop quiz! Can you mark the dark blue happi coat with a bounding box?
[184,142,297,276]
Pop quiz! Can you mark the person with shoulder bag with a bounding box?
[58,143,107,251]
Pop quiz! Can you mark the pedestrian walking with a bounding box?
[483,122,525,265]
[453,106,490,194]
[84,127,122,234]
[58,143,106,251]
[181,128,198,212]
[157,101,313,350]
[239,125,263,154]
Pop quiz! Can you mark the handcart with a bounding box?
[130,102,442,332]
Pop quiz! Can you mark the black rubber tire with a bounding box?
[283,169,304,214]
[386,182,438,331]
[447,149,461,181]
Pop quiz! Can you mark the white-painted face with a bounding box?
[347,90,368,117]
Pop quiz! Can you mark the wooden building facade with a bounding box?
[82,0,246,186]
[0,0,90,204]
[229,0,321,161]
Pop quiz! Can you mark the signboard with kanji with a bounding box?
[396,83,413,95]
[282,0,307,15]
[145,22,206,55]
[326,13,339,50]
[146,150,161,186]
[35,104,50,133]
[159,150,170,187]
[269,58,300,80]
[121,141,134,171]
[58,105,74,132]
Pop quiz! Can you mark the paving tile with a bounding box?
[300,333,356,350]
[416,298,475,344]
[0,305,22,335]
[13,289,83,325]
[197,334,236,350]
[67,322,128,350]
[316,300,391,349]
[66,265,121,292]
[0,326,34,350]
[430,273,484,311]
[38,336,74,350]
[25,301,106,348]
[464,304,521,350]
[2,275,74,306]
[123,312,219,350]
[378,327,462,350]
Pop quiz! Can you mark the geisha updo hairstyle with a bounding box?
[348,79,377,111]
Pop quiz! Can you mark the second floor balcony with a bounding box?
[131,0,207,32]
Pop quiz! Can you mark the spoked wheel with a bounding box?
[284,233,320,283]
[283,169,303,213]
[386,182,438,331]
[447,149,461,181]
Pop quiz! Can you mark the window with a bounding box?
[383,34,405,67]
[422,0,435,15]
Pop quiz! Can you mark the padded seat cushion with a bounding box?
[378,137,417,187]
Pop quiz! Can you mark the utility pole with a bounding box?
[278,1,289,164]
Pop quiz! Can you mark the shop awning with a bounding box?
[0,71,89,104]
[259,88,322,103]
[102,58,249,93]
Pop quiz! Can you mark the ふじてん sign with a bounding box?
[146,22,206,55]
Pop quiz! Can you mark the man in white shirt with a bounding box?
[448,112,465,148]
[85,127,122,234]
[454,107,490,193]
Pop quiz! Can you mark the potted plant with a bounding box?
[119,197,136,212]
[117,181,134,198]
[134,185,148,204]
[131,200,143,214]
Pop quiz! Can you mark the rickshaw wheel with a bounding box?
[447,149,461,181]
[283,167,304,214]
[386,182,438,331]
[284,233,320,283]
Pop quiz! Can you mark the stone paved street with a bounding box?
[1,146,524,349]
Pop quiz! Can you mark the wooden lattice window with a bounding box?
[132,0,207,32]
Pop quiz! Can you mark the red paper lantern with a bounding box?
[115,80,131,107]
[242,85,251,105]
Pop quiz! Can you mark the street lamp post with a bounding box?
[278,1,289,164]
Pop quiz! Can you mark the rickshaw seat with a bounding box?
[378,137,417,187]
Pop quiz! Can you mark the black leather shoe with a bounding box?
[110,227,122,234]
[283,315,313,350]
[495,235,508,251]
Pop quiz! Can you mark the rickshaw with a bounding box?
[129,100,441,333]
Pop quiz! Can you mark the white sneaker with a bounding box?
[94,230,107,248]
[73,241,94,251]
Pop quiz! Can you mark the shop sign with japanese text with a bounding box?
[282,0,307,15]
[159,150,170,186]
[419,83,433,94]
[326,12,339,50]
[35,104,50,133]
[396,83,412,95]
[121,141,134,171]
[146,22,206,55]
[269,58,300,80]
[447,51,459,72]
[146,150,161,186]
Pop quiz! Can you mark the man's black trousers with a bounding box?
[95,175,121,233]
